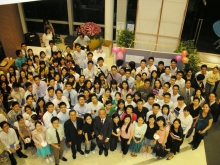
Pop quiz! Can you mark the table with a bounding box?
[0,58,15,75]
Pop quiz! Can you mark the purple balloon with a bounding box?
[116,52,124,60]
[175,55,182,62]
[112,46,120,53]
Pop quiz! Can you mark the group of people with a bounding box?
[0,40,219,165]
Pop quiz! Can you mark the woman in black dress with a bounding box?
[110,113,121,152]
[166,118,183,160]
[189,103,213,150]
[0,81,12,111]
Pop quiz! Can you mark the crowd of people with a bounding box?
[0,40,219,165]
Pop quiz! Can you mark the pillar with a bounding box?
[105,0,114,40]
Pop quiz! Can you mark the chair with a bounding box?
[213,21,220,49]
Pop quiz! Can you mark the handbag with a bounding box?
[153,141,168,157]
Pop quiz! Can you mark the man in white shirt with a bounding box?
[170,59,180,76]
[33,75,47,98]
[122,69,135,89]
[73,33,90,51]
[178,108,193,136]
[96,57,108,77]
[44,87,56,103]
[168,76,177,93]
[143,93,155,111]
[69,67,80,81]
[146,103,162,121]
[158,92,174,110]
[73,43,87,69]
[83,60,99,82]
[147,57,157,77]
[57,102,70,125]
[175,71,185,88]
[195,64,209,86]
[170,85,180,103]
[63,46,73,58]
[24,82,38,102]
[89,94,104,118]
[43,102,57,128]
[83,52,97,69]
[21,43,28,57]
[160,66,172,84]
[136,59,149,76]
[52,89,70,112]
[45,40,58,58]
[11,82,25,106]
[74,95,91,117]
[0,121,28,165]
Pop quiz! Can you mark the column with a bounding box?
[17,3,27,34]
[116,0,128,32]
[67,0,73,35]
[105,0,114,40]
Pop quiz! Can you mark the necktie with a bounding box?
[51,47,53,57]
[186,89,190,105]
[25,51,27,58]
[101,119,104,125]
[55,129,61,144]
[57,83,60,89]
[68,92,71,105]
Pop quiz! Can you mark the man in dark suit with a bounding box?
[191,74,206,97]
[179,80,195,106]
[93,109,113,157]
[64,110,84,159]
[208,92,219,123]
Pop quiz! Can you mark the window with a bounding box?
[23,0,68,21]
[26,22,69,35]
[72,0,104,24]
[127,0,137,24]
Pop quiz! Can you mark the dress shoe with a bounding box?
[22,154,28,158]
[99,149,103,155]
[104,150,108,157]
[61,157,67,161]
[77,150,84,155]
[72,154,76,159]
[188,142,193,145]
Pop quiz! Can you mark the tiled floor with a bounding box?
[2,138,207,165]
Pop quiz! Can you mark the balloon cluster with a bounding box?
[175,50,189,64]
[112,46,126,60]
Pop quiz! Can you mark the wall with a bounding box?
[0,4,24,58]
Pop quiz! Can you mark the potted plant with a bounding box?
[76,22,103,50]
[116,29,134,48]
[174,40,200,73]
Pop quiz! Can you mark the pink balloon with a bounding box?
[181,50,188,58]
[175,55,182,62]
[116,52,124,60]
[120,47,126,53]
[112,46,120,53]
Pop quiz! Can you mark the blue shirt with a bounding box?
[15,56,26,70]
[33,81,47,98]
[63,89,78,106]
[73,103,91,116]
[57,109,70,125]
[122,76,135,89]
[160,73,171,84]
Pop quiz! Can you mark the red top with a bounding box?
[121,113,137,123]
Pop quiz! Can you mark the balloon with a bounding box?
[120,47,126,53]
[175,55,182,62]
[116,52,124,60]
[112,46,120,53]
[182,57,189,64]
[181,50,188,57]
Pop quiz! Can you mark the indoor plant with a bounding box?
[116,29,134,48]
[76,22,103,50]
[174,40,200,73]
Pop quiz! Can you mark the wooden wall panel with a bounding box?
[0,4,24,58]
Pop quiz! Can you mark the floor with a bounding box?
[2,137,207,165]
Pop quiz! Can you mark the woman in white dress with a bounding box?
[42,27,53,47]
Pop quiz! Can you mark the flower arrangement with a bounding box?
[76,22,102,40]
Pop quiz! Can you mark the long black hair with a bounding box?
[121,114,132,133]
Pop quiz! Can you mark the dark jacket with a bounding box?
[93,116,113,140]
[64,117,84,144]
